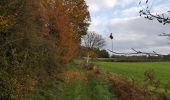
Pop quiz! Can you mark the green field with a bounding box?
[96,62,170,88]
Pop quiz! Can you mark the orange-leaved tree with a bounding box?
[37,0,90,62]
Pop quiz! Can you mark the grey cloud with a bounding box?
[105,17,170,54]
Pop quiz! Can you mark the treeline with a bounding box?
[0,0,90,99]
[110,55,170,62]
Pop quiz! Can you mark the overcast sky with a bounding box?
[85,0,170,54]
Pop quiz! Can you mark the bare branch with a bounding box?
[108,48,166,56]
[159,33,170,37]
[139,0,170,25]
[139,0,170,42]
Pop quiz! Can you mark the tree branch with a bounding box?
[108,48,165,56]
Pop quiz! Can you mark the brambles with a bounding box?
[144,69,160,89]
[106,72,169,100]
[108,74,152,100]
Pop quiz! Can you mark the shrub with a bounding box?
[104,72,170,100]
[0,71,14,99]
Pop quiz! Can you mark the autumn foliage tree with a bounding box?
[37,0,90,62]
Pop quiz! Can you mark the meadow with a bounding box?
[96,61,170,90]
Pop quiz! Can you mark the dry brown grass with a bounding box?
[61,70,88,83]
[16,79,37,93]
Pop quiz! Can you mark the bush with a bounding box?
[106,72,170,100]
[0,71,14,100]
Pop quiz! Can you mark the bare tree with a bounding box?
[82,31,105,64]
[82,31,105,49]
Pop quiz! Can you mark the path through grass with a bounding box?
[59,63,116,100]
[24,62,117,100]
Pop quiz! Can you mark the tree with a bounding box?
[82,31,105,49]
[63,0,91,41]
[82,31,106,63]
[37,0,90,62]
[97,49,109,58]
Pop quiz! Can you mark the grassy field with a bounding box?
[96,62,170,89]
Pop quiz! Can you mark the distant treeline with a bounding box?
[98,55,170,62]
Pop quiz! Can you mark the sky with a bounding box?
[85,0,170,55]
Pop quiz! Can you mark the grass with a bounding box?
[24,62,117,100]
[96,61,170,90]
[61,62,117,100]
[61,76,116,100]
